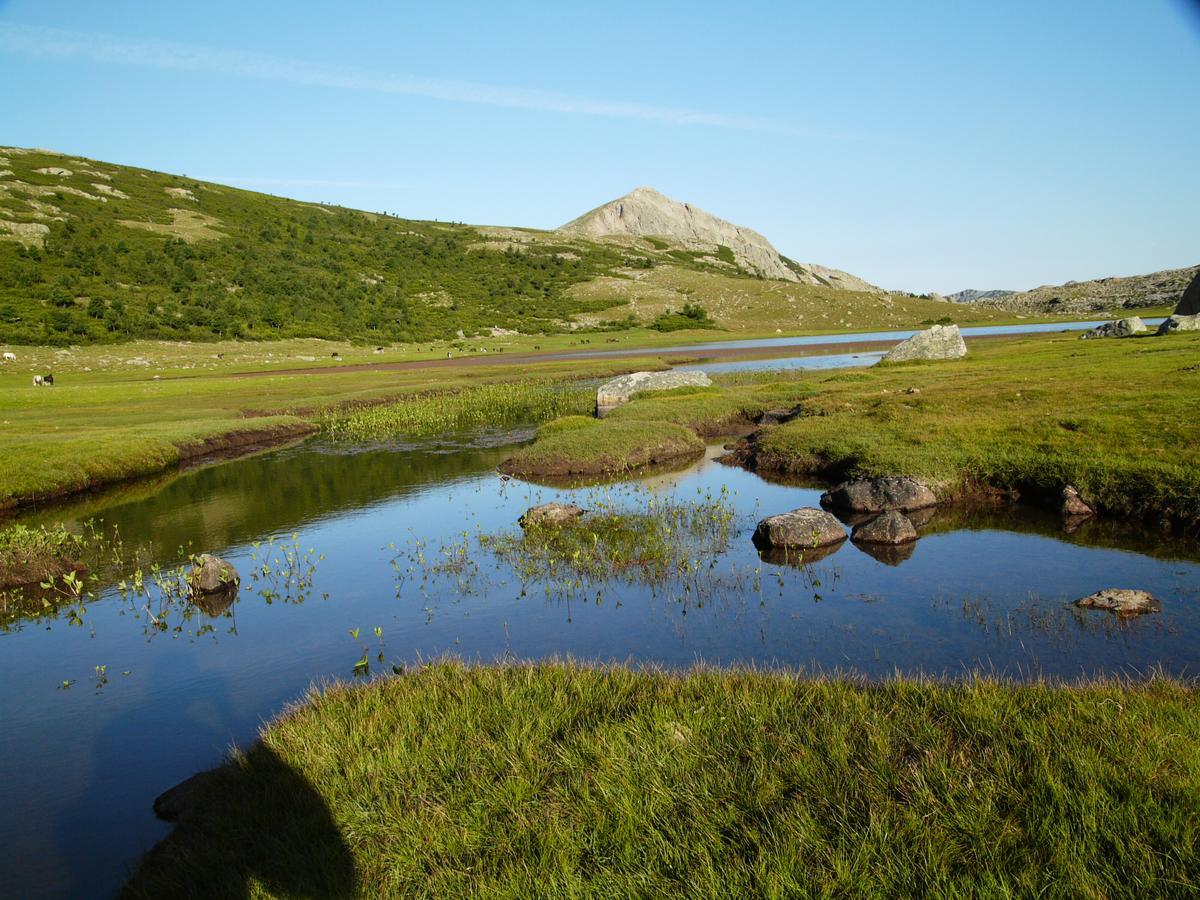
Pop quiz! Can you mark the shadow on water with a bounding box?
[121,743,357,899]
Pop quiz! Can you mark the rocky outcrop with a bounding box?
[1075,588,1159,617]
[1080,317,1148,339]
[880,324,967,363]
[560,187,799,282]
[1176,269,1200,316]
[519,503,584,528]
[188,554,239,596]
[850,510,918,545]
[821,477,937,514]
[752,508,846,550]
[1156,313,1200,334]
[960,265,1198,315]
[595,370,711,417]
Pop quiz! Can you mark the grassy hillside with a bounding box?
[0,147,645,345]
[1,146,1111,347]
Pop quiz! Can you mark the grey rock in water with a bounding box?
[881,324,967,363]
[1176,269,1200,316]
[851,510,918,545]
[1156,312,1200,334]
[821,476,937,513]
[1080,317,1148,339]
[752,508,846,550]
[1075,588,1159,617]
[595,370,711,416]
[188,554,240,595]
[1061,485,1094,517]
[519,502,585,528]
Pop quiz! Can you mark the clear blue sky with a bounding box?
[2,1,1197,294]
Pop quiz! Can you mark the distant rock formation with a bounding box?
[946,288,1014,304]
[1176,269,1200,316]
[559,187,880,291]
[961,265,1198,315]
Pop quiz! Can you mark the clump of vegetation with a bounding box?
[123,661,1200,898]
[500,416,704,478]
[649,302,718,332]
[320,381,593,441]
[481,490,738,585]
[0,523,89,588]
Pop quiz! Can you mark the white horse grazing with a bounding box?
[33,375,43,387]
[2,352,15,362]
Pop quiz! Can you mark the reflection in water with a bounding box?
[0,432,1198,898]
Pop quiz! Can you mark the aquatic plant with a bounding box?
[320,380,593,440]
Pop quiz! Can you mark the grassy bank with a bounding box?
[123,661,1200,898]
[509,331,1200,526]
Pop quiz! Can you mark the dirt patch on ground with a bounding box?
[118,209,225,243]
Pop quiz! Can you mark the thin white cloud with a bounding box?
[199,176,413,191]
[0,22,879,141]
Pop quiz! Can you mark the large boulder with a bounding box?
[881,324,966,363]
[519,502,584,528]
[821,476,937,513]
[596,370,711,417]
[1175,269,1200,316]
[752,508,846,550]
[851,510,918,545]
[1075,588,1159,617]
[187,554,239,596]
[1080,317,1148,339]
[1061,485,1094,517]
[1156,312,1200,335]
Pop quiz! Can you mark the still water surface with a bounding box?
[2,425,1197,896]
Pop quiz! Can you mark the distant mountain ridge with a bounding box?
[947,288,1014,304]
[955,266,1198,314]
[559,187,881,293]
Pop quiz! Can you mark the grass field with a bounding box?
[122,661,1200,898]
[508,330,1200,526]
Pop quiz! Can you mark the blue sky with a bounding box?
[2,1,1197,293]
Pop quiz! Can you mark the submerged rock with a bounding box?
[851,510,918,545]
[595,370,711,417]
[1156,312,1200,334]
[1061,485,1094,517]
[1080,317,1148,339]
[881,324,966,362]
[752,508,846,550]
[153,771,214,822]
[1075,588,1159,617]
[188,554,239,596]
[821,476,937,513]
[519,502,585,528]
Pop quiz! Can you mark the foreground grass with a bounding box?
[123,661,1200,898]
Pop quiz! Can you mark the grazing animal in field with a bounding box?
[2,352,15,362]
[33,375,42,387]
[43,373,54,386]
[331,352,340,359]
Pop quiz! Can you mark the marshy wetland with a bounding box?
[2,327,1199,897]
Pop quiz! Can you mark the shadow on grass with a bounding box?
[122,743,357,899]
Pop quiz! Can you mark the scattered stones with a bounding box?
[595,370,712,417]
[821,476,937,513]
[519,502,584,528]
[153,771,214,822]
[1156,313,1200,334]
[881,324,967,363]
[752,508,846,550]
[34,166,73,177]
[1061,485,1094,517]
[1080,317,1148,339]
[187,553,240,596]
[1075,588,1160,617]
[851,510,918,545]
